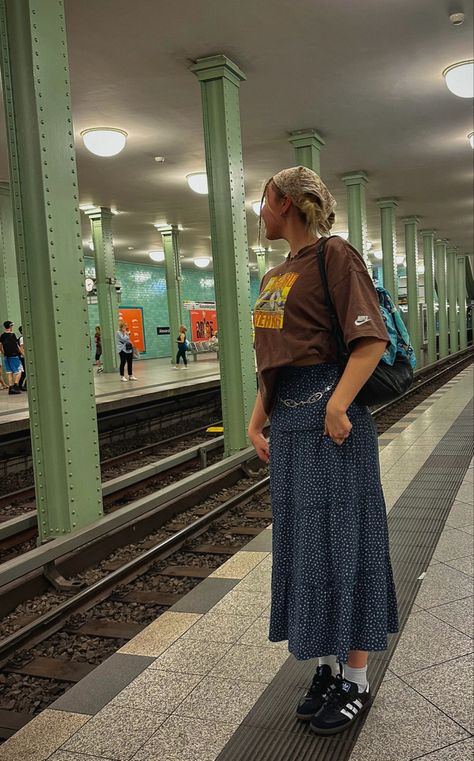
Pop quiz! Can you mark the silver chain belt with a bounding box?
[278,384,334,408]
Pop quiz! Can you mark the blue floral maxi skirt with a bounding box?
[268,363,399,663]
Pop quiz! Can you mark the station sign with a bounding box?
[157,326,170,335]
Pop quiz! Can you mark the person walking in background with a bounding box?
[17,326,26,391]
[116,320,137,382]
[0,321,23,395]
[94,325,103,373]
[175,325,188,369]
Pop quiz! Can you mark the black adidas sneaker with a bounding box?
[295,664,339,721]
[310,675,372,735]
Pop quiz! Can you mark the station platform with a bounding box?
[0,366,472,761]
[0,357,221,435]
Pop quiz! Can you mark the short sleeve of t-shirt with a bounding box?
[325,238,389,348]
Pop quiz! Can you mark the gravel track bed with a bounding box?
[0,674,71,716]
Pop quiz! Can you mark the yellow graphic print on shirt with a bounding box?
[254,272,299,329]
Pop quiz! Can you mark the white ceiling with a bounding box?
[0,0,473,272]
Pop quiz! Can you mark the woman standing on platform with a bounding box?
[175,325,188,369]
[116,321,137,382]
[94,325,103,373]
[248,166,398,736]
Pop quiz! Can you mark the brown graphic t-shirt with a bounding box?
[254,236,389,414]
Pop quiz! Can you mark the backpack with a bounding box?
[376,287,417,370]
[317,238,415,405]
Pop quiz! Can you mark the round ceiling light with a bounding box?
[251,201,262,216]
[81,128,128,157]
[373,250,383,260]
[194,257,210,268]
[442,61,474,98]
[186,173,208,194]
[149,250,165,262]
[469,132,474,149]
[396,255,406,266]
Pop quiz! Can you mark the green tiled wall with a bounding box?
[85,257,261,359]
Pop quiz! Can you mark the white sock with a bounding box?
[318,655,339,677]
[343,664,369,693]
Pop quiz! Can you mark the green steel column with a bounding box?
[420,229,436,364]
[402,216,421,365]
[0,0,103,541]
[288,129,324,176]
[434,239,449,358]
[256,249,267,282]
[376,198,398,301]
[0,183,21,323]
[342,172,371,275]
[85,207,119,372]
[158,224,183,361]
[191,55,256,455]
[457,255,467,350]
[446,247,459,354]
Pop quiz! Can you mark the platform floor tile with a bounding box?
[111,668,202,713]
[0,710,90,761]
[118,611,201,657]
[61,703,168,760]
[428,597,473,637]
[403,654,473,734]
[209,551,269,580]
[407,738,474,761]
[348,676,470,761]
[388,609,472,676]
[130,715,238,761]
[176,676,268,725]
[148,638,232,676]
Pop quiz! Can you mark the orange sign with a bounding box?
[118,307,145,353]
[190,309,218,342]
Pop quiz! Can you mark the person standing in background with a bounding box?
[116,321,137,382]
[175,325,188,369]
[0,321,22,395]
[17,326,26,391]
[94,325,103,373]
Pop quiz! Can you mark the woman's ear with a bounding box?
[281,195,292,216]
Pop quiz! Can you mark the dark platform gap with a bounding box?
[216,400,473,761]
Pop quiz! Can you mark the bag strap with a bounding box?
[316,236,349,365]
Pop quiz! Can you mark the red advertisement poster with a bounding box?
[190,309,218,342]
[118,307,145,353]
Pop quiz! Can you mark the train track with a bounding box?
[0,351,471,739]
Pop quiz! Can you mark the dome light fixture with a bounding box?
[81,128,128,157]
[186,172,208,194]
[373,250,383,260]
[194,257,210,268]
[251,201,262,216]
[396,255,406,266]
[468,132,474,149]
[442,61,474,98]
[149,250,165,263]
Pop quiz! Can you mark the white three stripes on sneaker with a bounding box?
[340,699,363,719]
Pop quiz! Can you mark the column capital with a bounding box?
[401,215,420,225]
[435,237,449,244]
[376,197,398,209]
[342,171,368,186]
[288,129,325,150]
[85,206,113,222]
[156,223,179,238]
[446,246,459,255]
[419,229,436,236]
[190,55,246,86]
